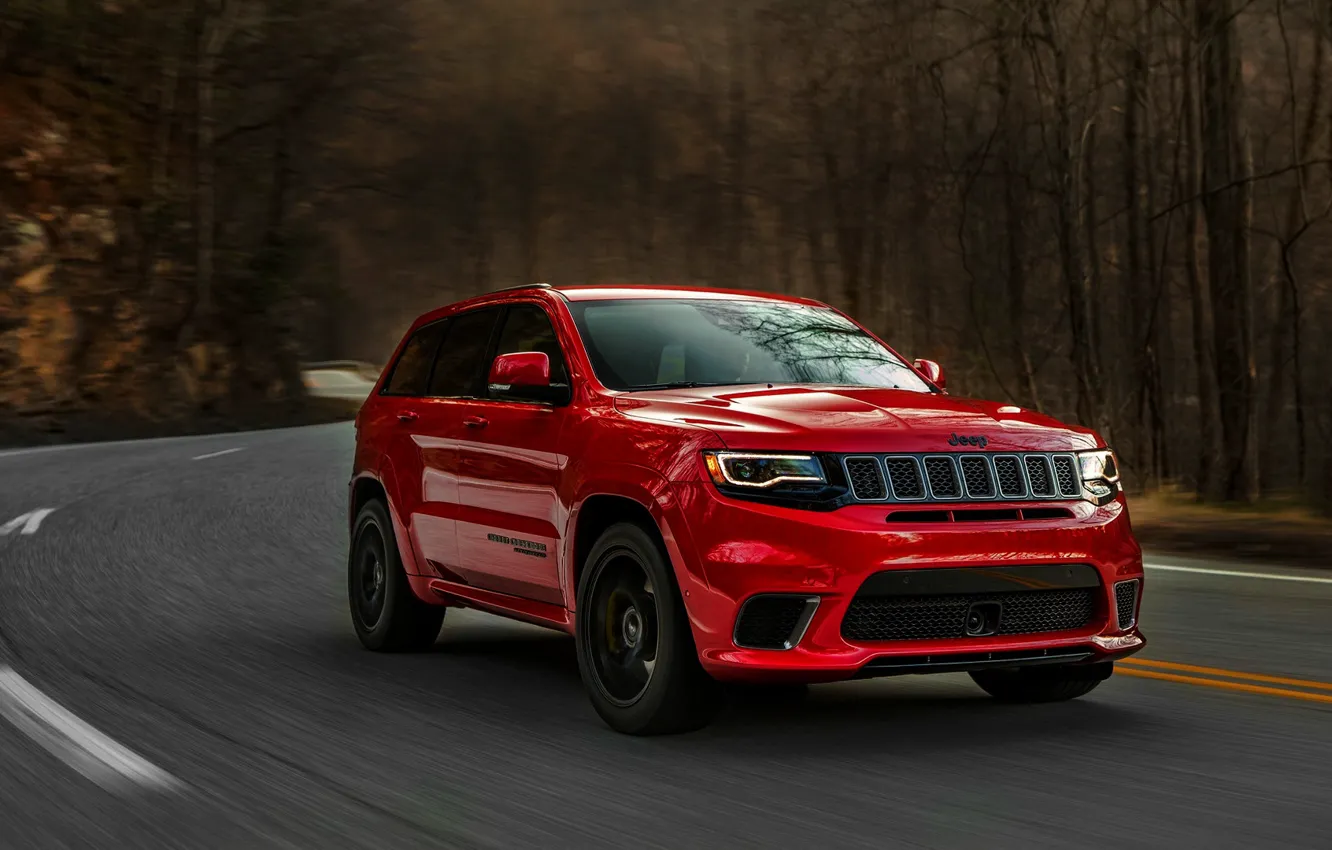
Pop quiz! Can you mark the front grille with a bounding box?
[842,588,1097,642]
[840,453,1081,504]
[1114,580,1139,630]
[734,595,817,650]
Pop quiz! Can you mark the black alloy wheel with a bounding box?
[348,499,445,652]
[586,551,660,706]
[575,522,720,735]
[353,524,389,630]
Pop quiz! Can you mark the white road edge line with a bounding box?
[192,447,245,461]
[1144,563,1332,585]
[0,666,179,792]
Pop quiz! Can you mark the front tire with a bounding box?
[349,499,445,652]
[970,662,1112,703]
[575,522,720,735]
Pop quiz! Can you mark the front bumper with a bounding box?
[670,482,1145,683]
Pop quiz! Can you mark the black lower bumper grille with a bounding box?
[734,595,817,650]
[1114,579,1139,629]
[842,580,1099,643]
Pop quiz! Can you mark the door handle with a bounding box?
[397,410,419,423]
[463,415,489,429]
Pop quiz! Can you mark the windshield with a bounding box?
[566,298,934,393]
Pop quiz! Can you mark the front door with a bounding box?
[453,303,571,606]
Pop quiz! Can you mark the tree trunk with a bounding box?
[1037,1,1107,437]
[723,3,748,284]
[1197,0,1260,502]
[1266,3,1324,486]
[192,0,240,332]
[997,44,1041,412]
[1181,5,1226,502]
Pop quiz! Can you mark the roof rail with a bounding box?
[490,282,553,293]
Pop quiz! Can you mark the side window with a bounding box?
[490,304,569,396]
[427,308,500,398]
[382,322,446,396]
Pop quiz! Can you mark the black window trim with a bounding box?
[425,305,504,401]
[379,317,450,398]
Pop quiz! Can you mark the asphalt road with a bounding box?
[0,423,1329,849]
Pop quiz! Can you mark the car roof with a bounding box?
[550,283,828,306]
[406,284,834,333]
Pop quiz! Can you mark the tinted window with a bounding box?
[382,322,446,396]
[428,308,499,397]
[566,298,933,393]
[490,304,569,394]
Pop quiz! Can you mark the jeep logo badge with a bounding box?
[948,433,988,448]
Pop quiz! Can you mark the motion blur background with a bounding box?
[3,6,1332,848]
[2,0,1331,513]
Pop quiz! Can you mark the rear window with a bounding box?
[382,322,446,396]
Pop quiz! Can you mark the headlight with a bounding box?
[703,451,827,489]
[1076,449,1121,503]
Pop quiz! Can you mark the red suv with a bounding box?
[348,284,1144,734]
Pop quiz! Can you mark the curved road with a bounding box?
[1,423,1329,848]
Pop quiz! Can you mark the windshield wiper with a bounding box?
[622,381,741,391]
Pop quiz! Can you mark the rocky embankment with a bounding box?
[0,81,333,445]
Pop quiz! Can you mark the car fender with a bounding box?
[350,459,426,578]
[563,464,712,637]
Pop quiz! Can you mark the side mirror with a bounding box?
[488,352,567,404]
[913,358,946,390]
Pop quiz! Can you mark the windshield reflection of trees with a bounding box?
[694,302,923,390]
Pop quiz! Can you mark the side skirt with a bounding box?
[409,574,574,634]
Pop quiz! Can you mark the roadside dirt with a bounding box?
[0,398,361,448]
[1130,494,1332,570]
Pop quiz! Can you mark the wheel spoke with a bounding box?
[354,527,388,629]
[588,553,660,705]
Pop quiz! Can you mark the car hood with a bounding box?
[612,384,1100,453]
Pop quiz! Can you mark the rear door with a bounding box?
[453,303,571,606]
[407,307,503,584]
[374,319,450,572]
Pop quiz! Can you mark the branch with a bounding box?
[1148,159,1332,222]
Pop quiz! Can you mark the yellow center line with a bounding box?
[1116,667,1332,706]
[1118,658,1332,693]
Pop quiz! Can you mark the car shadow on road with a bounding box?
[696,680,1144,758]
[360,622,1150,756]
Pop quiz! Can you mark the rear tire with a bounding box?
[349,499,445,652]
[970,662,1112,703]
[575,522,720,735]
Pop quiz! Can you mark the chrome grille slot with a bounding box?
[993,455,1026,498]
[959,456,995,499]
[884,457,925,500]
[1052,454,1080,497]
[923,457,962,499]
[1024,455,1056,498]
[844,457,887,501]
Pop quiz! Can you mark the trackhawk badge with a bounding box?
[948,433,988,448]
